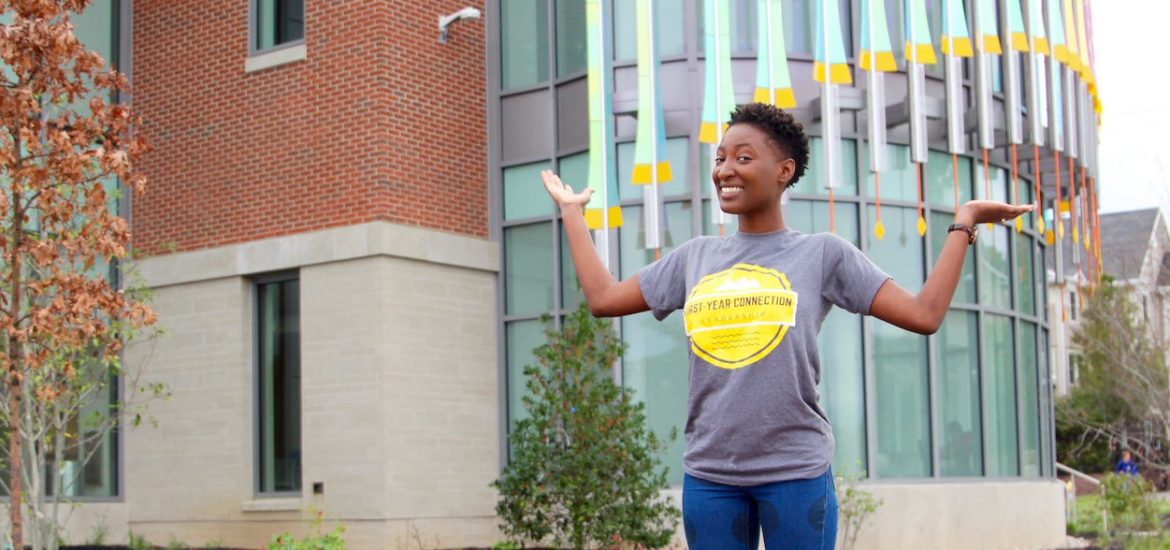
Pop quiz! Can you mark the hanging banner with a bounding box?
[585,0,622,246]
[942,0,970,155]
[632,0,671,251]
[755,0,797,107]
[973,0,1000,151]
[699,0,735,231]
[862,0,895,239]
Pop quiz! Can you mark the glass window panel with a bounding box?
[614,0,687,60]
[560,226,584,311]
[506,319,546,436]
[984,314,1019,476]
[786,201,859,246]
[505,223,554,315]
[697,0,759,54]
[861,144,916,202]
[1016,232,1036,315]
[502,0,550,89]
[559,151,591,195]
[1019,322,1041,477]
[925,0,944,78]
[258,278,301,493]
[977,165,1012,310]
[505,161,553,220]
[874,320,931,477]
[819,311,867,476]
[926,151,973,208]
[620,202,693,485]
[804,138,859,197]
[979,224,1012,310]
[556,0,588,76]
[619,138,690,200]
[867,206,925,292]
[782,0,852,55]
[938,310,982,477]
[1018,175,1036,229]
[255,0,304,51]
[620,202,695,279]
[976,160,1009,204]
[622,310,688,485]
[74,0,117,61]
[930,212,975,303]
[1039,329,1052,477]
[52,384,118,497]
[884,0,905,66]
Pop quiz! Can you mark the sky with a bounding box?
[1094,1,1170,214]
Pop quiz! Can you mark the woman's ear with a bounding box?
[777,157,796,187]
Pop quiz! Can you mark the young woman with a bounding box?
[540,103,1033,549]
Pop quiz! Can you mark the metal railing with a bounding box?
[1057,462,1105,534]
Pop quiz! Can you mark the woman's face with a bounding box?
[712,123,795,216]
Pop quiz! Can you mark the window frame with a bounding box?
[253,271,303,498]
[247,0,306,73]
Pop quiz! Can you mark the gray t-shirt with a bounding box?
[636,228,890,486]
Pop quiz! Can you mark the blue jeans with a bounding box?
[682,469,838,550]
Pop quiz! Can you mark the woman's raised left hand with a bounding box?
[956,200,1036,226]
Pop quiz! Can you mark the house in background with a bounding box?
[1047,208,1170,396]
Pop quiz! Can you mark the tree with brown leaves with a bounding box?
[0,2,160,548]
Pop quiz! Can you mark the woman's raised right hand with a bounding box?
[541,170,594,210]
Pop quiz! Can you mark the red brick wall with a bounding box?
[131,1,487,256]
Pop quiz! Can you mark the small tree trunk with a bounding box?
[8,163,25,550]
[8,370,21,549]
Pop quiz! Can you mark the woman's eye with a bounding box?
[737,156,751,162]
[714,157,725,164]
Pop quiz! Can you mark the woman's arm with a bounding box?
[869,200,1035,335]
[541,170,650,317]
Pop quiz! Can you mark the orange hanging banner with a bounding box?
[1054,151,1064,239]
[1012,144,1022,232]
[875,172,885,240]
[828,186,836,235]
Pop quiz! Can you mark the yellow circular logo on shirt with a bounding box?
[683,264,798,369]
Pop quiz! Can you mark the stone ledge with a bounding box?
[133,222,499,288]
[244,43,306,73]
[240,497,302,513]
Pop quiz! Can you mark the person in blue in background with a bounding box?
[1116,450,1139,476]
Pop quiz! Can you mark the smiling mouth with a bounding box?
[719,185,744,198]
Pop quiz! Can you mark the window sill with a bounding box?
[241,497,302,513]
[245,43,306,73]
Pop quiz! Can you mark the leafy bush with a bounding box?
[1101,473,1157,536]
[269,509,346,550]
[492,304,679,549]
[836,472,883,550]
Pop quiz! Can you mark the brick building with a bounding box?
[63,0,501,547]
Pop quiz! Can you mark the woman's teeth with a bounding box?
[720,186,743,197]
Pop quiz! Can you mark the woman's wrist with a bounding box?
[560,203,584,217]
[954,206,976,227]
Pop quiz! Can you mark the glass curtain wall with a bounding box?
[496,0,1051,483]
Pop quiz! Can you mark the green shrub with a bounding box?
[269,509,346,550]
[1101,473,1157,536]
[492,304,679,549]
[127,531,152,550]
[836,472,883,550]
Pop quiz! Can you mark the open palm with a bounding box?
[960,200,1035,225]
[541,170,593,208]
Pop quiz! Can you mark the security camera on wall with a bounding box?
[439,7,482,44]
